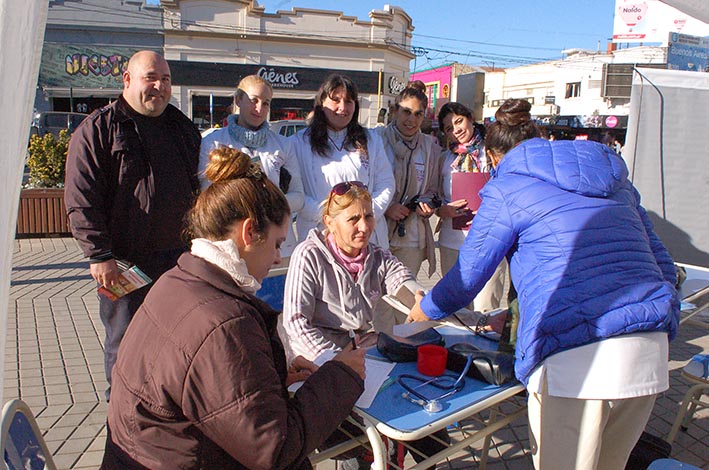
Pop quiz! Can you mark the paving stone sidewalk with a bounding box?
[4,238,708,469]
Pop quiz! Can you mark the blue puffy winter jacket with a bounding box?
[422,138,679,385]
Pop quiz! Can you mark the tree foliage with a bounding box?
[26,130,70,188]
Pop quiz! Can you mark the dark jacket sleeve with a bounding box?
[183,310,363,470]
[64,114,114,259]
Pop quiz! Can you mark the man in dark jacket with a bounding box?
[64,50,201,400]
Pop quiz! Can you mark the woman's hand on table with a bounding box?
[286,356,319,386]
[407,289,432,323]
[333,343,366,380]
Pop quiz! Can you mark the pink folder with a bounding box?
[451,172,491,230]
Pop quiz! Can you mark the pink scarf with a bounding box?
[326,233,368,281]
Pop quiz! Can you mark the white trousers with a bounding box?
[527,376,656,470]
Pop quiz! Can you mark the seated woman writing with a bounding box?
[282,181,420,359]
[281,181,446,469]
[102,148,365,470]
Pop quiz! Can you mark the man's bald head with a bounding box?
[122,51,172,117]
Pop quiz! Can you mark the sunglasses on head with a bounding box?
[325,181,368,214]
[330,181,367,196]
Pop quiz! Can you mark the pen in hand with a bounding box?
[349,329,357,350]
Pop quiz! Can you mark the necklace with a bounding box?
[328,135,346,152]
[401,134,419,152]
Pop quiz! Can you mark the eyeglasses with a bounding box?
[325,181,368,214]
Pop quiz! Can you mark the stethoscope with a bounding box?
[396,343,477,413]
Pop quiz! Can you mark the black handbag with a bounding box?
[376,328,444,363]
[279,166,291,193]
[446,344,515,386]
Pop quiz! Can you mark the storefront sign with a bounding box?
[667,32,709,72]
[387,75,406,95]
[169,61,380,94]
[39,44,151,89]
[605,115,619,128]
[612,0,709,43]
[257,66,300,88]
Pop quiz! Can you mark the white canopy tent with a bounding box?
[624,67,709,265]
[660,0,709,23]
[0,0,50,406]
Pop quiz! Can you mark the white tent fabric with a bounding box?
[0,0,49,406]
[659,0,709,24]
[624,67,709,265]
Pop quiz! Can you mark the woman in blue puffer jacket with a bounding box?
[409,99,679,470]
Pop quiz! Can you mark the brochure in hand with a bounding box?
[451,172,491,230]
[97,264,152,301]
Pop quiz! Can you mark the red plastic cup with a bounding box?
[417,345,448,376]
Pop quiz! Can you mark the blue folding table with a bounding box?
[312,325,526,470]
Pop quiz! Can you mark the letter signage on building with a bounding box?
[387,75,406,95]
[257,66,300,88]
[169,61,380,94]
[38,44,150,89]
[667,32,709,72]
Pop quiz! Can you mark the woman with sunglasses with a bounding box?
[291,74,394,249]
[199,74,304,259]
[282,181,447,469]
[377,80,442,279]
[437,101,507,312]
[102,148,365,470]
[282,181,417,359]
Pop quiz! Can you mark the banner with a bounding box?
[667,32,709,71]
[0,0,50,407]
[613,0,709,43]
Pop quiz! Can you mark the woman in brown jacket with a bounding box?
[101,147,365,470]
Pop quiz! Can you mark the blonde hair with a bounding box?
[236,75,273,100]
[188,147,289,242]
[322,184,373,225]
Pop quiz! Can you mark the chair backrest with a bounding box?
[1,399,57,470]
[647,458,702,470]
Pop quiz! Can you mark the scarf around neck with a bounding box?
[326,233,368,282]
[381,122,422,161]
[190,238,261,293]
[450,128,486,172]
[227,115,269,150]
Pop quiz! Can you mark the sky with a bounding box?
[255,0,618,70]
[145,0,619,70]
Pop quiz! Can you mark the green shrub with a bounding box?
[26,129,70,188]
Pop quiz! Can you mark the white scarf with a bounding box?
[190,238,261,294]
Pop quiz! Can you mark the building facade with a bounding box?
[36,0,163,115]
[409,62,486,126]
[35,0,414,129]
[483,45,668,140]
[161,0,414,128]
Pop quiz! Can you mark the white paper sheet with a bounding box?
[288,349,395,408]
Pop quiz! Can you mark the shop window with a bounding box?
[192,95,233,130]
[565,82,581,98]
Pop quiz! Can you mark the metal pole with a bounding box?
[209,93,214,128]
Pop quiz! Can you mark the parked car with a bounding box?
[270,119,307,137]
[30,111,89,139]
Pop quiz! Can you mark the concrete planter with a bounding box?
[16,188,70,237]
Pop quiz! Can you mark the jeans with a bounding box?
[98,246,186,401]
